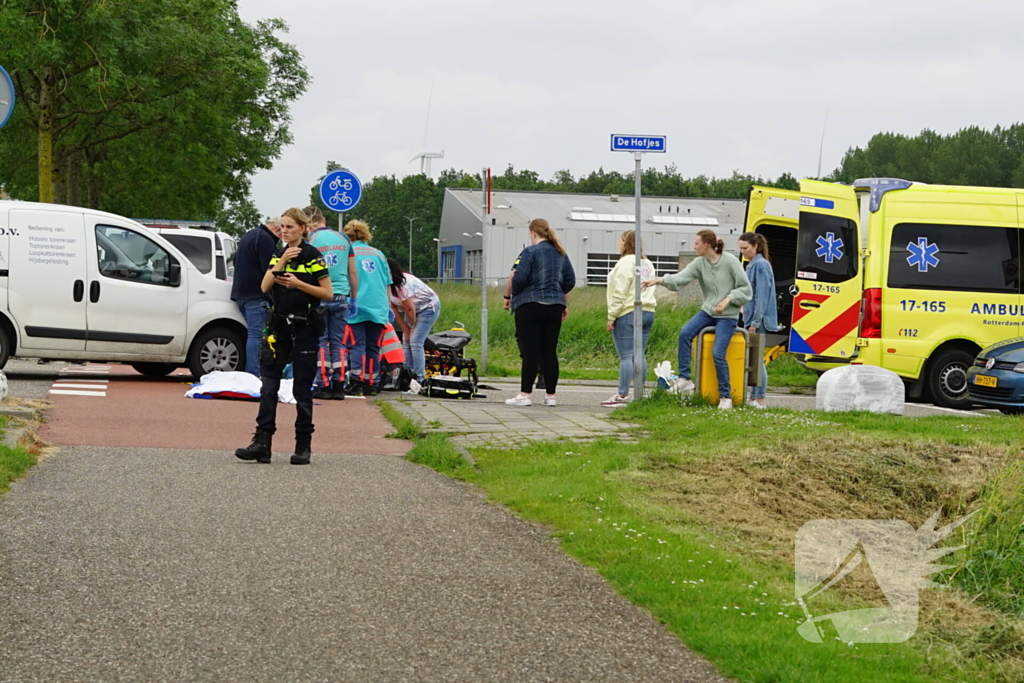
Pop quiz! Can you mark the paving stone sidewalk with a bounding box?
[386,382,640,449]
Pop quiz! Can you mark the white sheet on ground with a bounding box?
[185,371,296,404]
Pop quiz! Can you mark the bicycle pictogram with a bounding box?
[327,191,353,208]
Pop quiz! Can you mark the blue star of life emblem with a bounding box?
[906,237,940,273]
[815,232,844,264]
[361,259,377,273]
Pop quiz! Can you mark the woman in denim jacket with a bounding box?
[738,232,779,408]
[505,219,576,407]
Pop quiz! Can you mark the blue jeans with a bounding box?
[314,295,348,387]
[403,302,440,382]
[612,311,654,396]
[678,311,739,397]
[345,321,385,385]
[237,298,269,377]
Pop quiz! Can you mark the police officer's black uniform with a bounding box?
[235,241,329,465]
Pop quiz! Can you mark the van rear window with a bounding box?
[796,212,858,283]
[887,223,1019,294]
[163,234,213,274]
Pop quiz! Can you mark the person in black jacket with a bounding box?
[235,208,332,466]
[231,218,281,376]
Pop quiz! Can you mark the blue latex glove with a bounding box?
[346,296,358,319]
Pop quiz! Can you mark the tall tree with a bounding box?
[0,0,307,224]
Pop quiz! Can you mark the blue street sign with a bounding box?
[319,170,362,213]
[0,65,15,131]
[610,134,667,153]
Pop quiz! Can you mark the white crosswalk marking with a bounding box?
[49,370,109,398]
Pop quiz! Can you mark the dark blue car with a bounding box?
[967,337,1024,415]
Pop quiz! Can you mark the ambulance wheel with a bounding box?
[187,327,244,379]
[131,362,177,377]
[926,348,975,409]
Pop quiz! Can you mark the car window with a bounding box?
[161,233,213,274]
[95,225,176,285]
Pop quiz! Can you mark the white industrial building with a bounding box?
[438,188,748,286]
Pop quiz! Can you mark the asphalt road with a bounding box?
[0,363,729,682]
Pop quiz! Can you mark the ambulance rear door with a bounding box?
[789,180,862,360]
[745,185,799,332]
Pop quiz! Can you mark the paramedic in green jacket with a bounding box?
[643,229,752,410]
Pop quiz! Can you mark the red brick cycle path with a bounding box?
[40,365,410,456]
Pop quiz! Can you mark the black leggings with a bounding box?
[515,302,565,394]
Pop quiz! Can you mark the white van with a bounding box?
[147,226,236,281]
[0,201,247,378]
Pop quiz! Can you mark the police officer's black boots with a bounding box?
[235,429,272,463]
[331,380,346,400]
[291,433,312,465]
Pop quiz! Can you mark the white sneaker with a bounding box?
[718,398,733,410]
[405,379,422,395]
[751,400,766,409]
[543,395,557,407]
[505,393,532,407]
[668,378,695,395]
[601,394,629,407]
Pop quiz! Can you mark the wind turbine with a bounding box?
[410,150,444,177]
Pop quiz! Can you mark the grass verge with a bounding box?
[0,416,39,496]
[431,283,817,387]
[385,392,1024,682]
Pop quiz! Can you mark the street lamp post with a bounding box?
[404,216,419,271]
[432,237,445,282]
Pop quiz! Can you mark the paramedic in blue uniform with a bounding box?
[306,205,358,400]
[235,207,332,465]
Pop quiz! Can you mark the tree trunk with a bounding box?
[65,151,82,207]
[37,67,55,203]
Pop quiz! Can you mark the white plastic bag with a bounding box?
[654,361,677,391]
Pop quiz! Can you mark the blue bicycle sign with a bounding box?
[319,170,362,213]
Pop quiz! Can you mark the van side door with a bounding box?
[8,209,89,351]
[85,220,188,357]
[789,180,862,360]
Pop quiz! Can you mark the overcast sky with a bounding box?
[238,0,1023,217]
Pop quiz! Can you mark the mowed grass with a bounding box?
[400,394,1024,682]
[430,283,817,386]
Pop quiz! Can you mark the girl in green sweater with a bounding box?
[643,229,752,409]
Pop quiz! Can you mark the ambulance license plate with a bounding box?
[974,374,998,388]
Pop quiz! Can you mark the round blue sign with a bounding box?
[0,65,15,131]
[319,170,362,213]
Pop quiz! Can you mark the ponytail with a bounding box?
[739,232,771,261]
[697,229,724,255]
[528,218,566,256]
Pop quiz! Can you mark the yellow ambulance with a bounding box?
[747,178,1022,409]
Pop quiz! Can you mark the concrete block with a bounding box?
[816,365,905,415]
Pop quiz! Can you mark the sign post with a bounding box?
[0,65,15,131]
[480,167,490,372]
[610,134,667,402]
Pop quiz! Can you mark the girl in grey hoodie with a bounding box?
[643,229,751,409]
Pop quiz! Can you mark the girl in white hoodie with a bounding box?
[603,231,657,407]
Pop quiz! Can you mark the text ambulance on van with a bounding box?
[746,178,1023,409]
[0,201,246,378]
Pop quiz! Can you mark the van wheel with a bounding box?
[187,327,243,379]
[926,348,976,409]
[0,327,10,369]
[130,362,178,377]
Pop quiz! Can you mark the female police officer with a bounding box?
[235,207,333,465]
